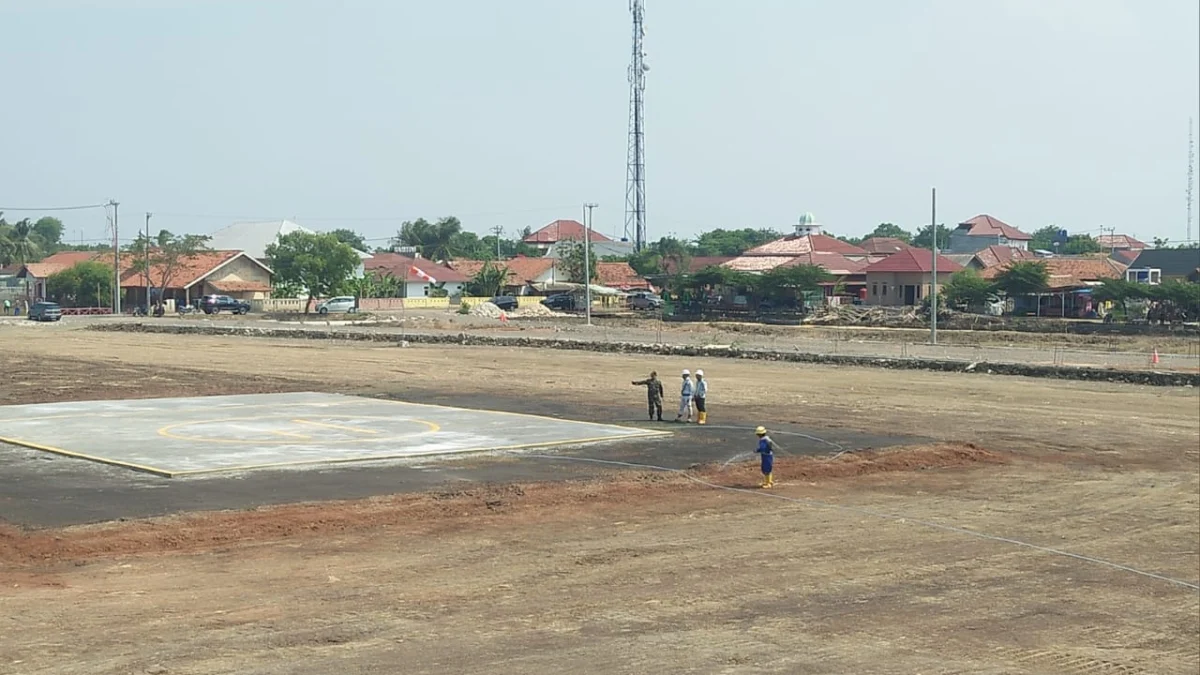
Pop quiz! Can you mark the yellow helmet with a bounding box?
[755,426,767,436]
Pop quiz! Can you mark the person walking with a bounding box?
[693,369,709,425]
[631,371,665,422]
[3,298,10,316]
[675,369,694,423]
[754,426,779,488]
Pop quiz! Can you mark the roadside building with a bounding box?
[862,248,963,306]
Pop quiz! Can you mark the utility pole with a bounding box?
[583,203,598,326]
[930,187,938,345]
[108,200,120,314]
[491,225,504,261]
[1188,117,1195,243]
[144,212,153,310]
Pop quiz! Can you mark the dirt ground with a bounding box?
[1,326,1198,674]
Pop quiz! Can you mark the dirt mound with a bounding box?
[470,302,504,318]
[512,303,562,318]
[0,444,1003,567]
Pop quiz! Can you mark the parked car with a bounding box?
[540,293,577,311]
[200,294,251,315]
[628,291,663,310]
[28,301,62,322]
[490,296,518,311]
[315,296,357,315]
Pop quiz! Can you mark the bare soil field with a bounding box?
[1,326,1198,674]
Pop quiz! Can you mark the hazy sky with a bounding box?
[2,0,1198,247]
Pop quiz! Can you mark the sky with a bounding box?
[1,0,1198,248]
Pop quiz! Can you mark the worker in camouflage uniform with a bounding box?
[631,371,665,421]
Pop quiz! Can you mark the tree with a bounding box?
[265,231,360,313]
[32,217,64,252]
[941,269,994,309]
[1029,225,1063,252]
[127,230,212,307]
[653,237,691,275]
[692,228,780,256]
[1061,234,1101,255]
[394,216,463,261]
[558,238,598,284]
[46,261,112,308]
[328,228,368,252]
[911,223,955,249]
[464,262,511,297]
[626,248,664,276]
[756,264,832,309]
[1091,278,1146,318]
[449,230,489,260]
[864,223,912,243]
[993,260,1050,298]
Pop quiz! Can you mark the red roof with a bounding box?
[859,237,912,255]
[365,253,468,283]
[662,256,735,274]
[596,262,652,290]
[863,248,963,274]
[20,251,106,278]
[957,215,1032,241]
[743,233,868,257]
[1096,234,1146,250]
[25,249,261,290]
[522,220,612,244]
[972,244,1039,269]
[449,255,557,284]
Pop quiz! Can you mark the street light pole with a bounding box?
[930,187,938,345]
[144,212,152,310]
[583,202,598,326]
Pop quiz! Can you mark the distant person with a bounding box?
[631,371,665,422]
[3,299,10,316]
[675,369,694,423]
[693,369,709,425]
[754,426,779,489]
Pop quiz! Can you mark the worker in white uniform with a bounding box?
[675,369,694,423]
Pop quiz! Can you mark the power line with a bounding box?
[0,203,108,212]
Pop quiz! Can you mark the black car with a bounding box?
[490,296,519,311]
[540,293,577,311]
[200,294,251,315]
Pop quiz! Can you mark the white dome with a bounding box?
[798,212,817,226]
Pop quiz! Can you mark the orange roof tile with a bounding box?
[957,215,1032,241]
[595,261,651,289]
[859,237,912,255]
[973,245,1039,269]
[863,248,964,274]
[365,253,468,283]
[522,220,612,244]
[742,233,868,257]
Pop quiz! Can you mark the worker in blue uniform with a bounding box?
[754,426,778,488]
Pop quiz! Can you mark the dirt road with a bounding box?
[1,326,1197,674]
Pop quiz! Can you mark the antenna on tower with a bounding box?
[1188,117,1195,243]
[624,0,648,252]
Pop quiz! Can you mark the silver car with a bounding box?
[316,296,357,314]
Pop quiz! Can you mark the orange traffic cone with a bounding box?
[1150,348,1160,365]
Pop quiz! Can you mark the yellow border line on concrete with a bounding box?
[9,397,366,423]
[0,435,175,477]
[166,428,673,477]
[157,415,440,445]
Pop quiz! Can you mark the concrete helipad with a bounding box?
[0,392,669,477]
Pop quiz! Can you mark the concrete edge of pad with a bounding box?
[91,323,1200,388]
[0,434,177,477]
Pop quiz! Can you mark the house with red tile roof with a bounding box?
[364,253,469,297]
[522,219,613,251]
[19,249,273,307]
[948,215,1032,253]
[722,233,869,274]
[859,237,912,256]
[863,248,963,306]
[449,255,564,294]
[595,261,652,291]
[1096,234,1146,252]
[661,256,735,275]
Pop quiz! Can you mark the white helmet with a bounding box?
[695,369,704,377]
[681,369,690,376]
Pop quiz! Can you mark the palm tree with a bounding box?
[8,219,41,302]
[395,217,463,262]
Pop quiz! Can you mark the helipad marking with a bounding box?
[156,415,440,445]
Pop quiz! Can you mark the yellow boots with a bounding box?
[697,412,707,425]
[760,473,773,489]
